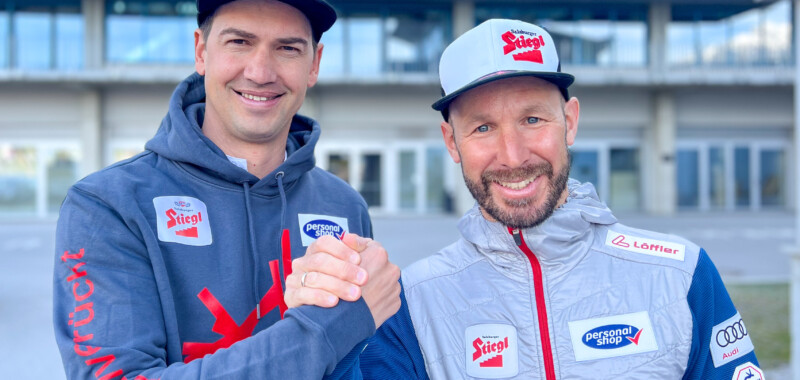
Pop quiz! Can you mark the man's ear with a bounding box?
[194,28,207,75]
[564,97,580,146]
[441,120,461,164]
[307,43,324,88]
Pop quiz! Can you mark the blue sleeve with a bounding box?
[53,187,375,379]
[683,249,761,380]
[359,283,429,379]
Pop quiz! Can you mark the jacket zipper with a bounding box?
[509,227,556,380]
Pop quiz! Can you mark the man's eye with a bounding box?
[527,117,540,124]
[280,46,300,52]
[476,125,490,133]
[230,39,247,45]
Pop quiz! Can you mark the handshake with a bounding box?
[284,234,402,328]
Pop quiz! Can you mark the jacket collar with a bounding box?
[457,180,618,280]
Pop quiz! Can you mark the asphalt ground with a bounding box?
[2,210,795,379]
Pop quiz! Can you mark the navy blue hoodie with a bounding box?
[53,73,375,379]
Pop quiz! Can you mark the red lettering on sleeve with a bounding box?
[69,302,95,327]
[85,355,124,380]
[73,279,95,302]
[73,329,94,343]
[61,248,85,262]
[74,344,101,357]
[67,262,88,282]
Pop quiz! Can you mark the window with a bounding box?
[0,142,80,217]
[676,149,700,208]
[677,142,788,211]
[0,145,37,213]
[609,148,640,211]
[399,151,416,211]
[708,147,725,208]
[734,146,750,207]
[46,150,79,213]
[760,149,785,207]
[106,0,196,64]
[425,147,447,212]
[319,2,450,78]
[476,3,648,66]
[668,1,792,67]
[317,141,455,214]
[570,150,599,190]
[0,1,83,70]
[360,154,382,207]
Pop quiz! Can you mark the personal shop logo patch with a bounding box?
[297,214,349,247]
[464,324,519,379]
[568,311,658,362]
[153,196,212,246]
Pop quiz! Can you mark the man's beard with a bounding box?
[464,158,570,230]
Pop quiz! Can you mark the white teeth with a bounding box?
[241,93,277,102]
[498,177,535,190]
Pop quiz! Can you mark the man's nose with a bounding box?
[497,127,529,168]
[244,47,278,85]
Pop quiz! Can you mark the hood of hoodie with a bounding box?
[145,72,319,196]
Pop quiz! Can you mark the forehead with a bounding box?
[450,76,562,123]
[211,0,312,37]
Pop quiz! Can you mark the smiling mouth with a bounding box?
[236,90,283,102]
[496,176,537,190]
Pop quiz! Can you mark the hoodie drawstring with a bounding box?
[276,172,292,283]
[242,183,262,318]
[242,172,292,320]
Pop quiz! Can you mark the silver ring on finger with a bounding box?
[301,271,310,287]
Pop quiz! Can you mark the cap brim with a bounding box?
[431,71,575,111]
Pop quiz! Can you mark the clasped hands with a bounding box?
[284,234,401,328]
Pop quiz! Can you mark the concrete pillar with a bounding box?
[83,0,104,69]
[80,90,102,177]
[449,0,477,216]
[648,3,670,73]
[644,91,676,215]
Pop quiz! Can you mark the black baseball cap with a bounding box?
[196,0,337,41]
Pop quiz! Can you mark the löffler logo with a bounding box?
[501,30,545,63]
[605,230,686,262]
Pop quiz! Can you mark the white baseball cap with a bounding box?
[432,19,574,113]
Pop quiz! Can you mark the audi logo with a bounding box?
[716,319,748,347]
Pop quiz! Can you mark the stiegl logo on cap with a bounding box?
[432,19,574,112]
[502,29,546,63]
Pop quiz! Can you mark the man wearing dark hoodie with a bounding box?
[52,0,400,378]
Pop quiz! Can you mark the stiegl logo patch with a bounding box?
[465,324,518,378]
[153,196,212,246]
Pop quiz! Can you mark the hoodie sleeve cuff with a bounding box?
[285,297,376,371]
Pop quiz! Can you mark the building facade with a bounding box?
[0,0,795,219]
